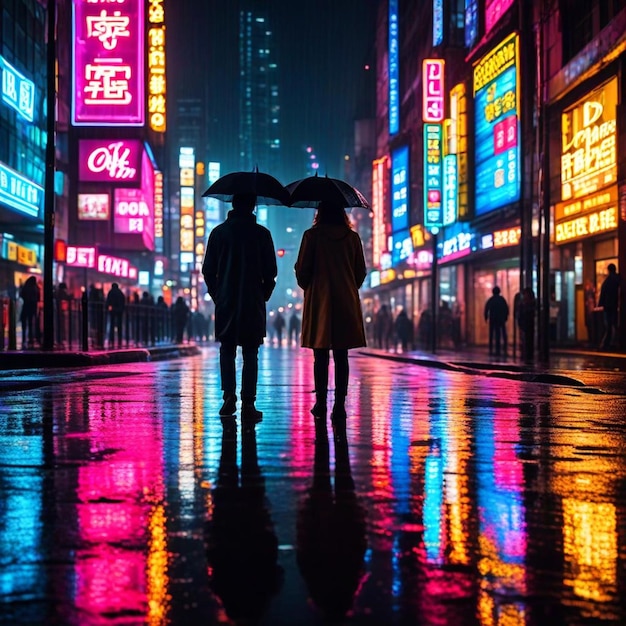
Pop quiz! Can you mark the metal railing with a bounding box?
[0,296,202,352]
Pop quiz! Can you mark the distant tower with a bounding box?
[238,2,280,176]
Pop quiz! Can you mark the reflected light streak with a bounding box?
[146,503,169,625]
[563,498,617,602]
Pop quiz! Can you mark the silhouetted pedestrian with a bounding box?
[19,275,39,348]
[295,199,366,421]
[288,310,301,346]
[273,310,285,346]
[202,193,277,422]
[394,308,413,352]
[598,263,621,349]
[484,286,509,357]
[172,296,190,343]
[106,282,126,348]
[516,287,535,363]
[373,304,392,350]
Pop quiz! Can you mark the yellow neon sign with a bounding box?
[147,0,166,133]
[555,206,617,243]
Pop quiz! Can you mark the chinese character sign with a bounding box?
[391,145,409,233]
[72,0,144,126]
[485,0,515,35]
[78,139,143,183]
[423,124,443,228]
[0,55,35,122]
[147,0,166,132]
[473,33,520,216]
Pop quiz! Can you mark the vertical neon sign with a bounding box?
[424,124,443,229]
[372,157,387,269]
[72,0,145,126]
[423,59,445,123]
[388,0,399,135]
[147,0,166,132]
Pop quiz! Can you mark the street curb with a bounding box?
[357,349,588,388]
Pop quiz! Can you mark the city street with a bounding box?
[1,346,626,625]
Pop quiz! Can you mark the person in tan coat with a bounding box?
[294,200,367,421]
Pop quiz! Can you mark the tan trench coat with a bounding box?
[295,224,367,349]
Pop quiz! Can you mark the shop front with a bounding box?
[552,75,619,348]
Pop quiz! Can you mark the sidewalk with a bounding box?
[0,343,202,370]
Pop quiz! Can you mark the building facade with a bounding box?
[365,0,626,354]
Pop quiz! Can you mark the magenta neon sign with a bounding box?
[66,246,97,268]
[72,0,145,126]
[485,0,515,34]
[79,139,142,183]
[98,253,135,278]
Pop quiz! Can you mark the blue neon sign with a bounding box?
[0,56,35,122]
[391,145,409,232]
[473,34,520,216]
[0,162,43,218]
[389,0,399,135]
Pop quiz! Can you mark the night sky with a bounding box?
[168,1,378,183]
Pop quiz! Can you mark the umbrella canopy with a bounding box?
[286,174,371,209]
[201,169,290,206]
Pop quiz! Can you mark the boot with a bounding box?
[219,393,237,416]
[242,400,263,423]
[331,391,347,422]
[311,391,327,419]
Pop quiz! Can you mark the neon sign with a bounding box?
[560,78,617,202]
[372,157,387,269]
[147,0,166,132]
[442,154,457,226]
[388,0,399,135]
[98,253,135,278]
[473,33,520,216]
[79,139,142,182]
[0,161,43,218]
[450,83,469,218]
[423,59,445,122]
[433,0,444,46]
[72,0,144,126]
[391,145,409,232]
[424,124,443,228]
[66,246,96,268]
[0,55,35,122]
[555,206,617,243]
[78,193,110,220]
[485,0,515,35]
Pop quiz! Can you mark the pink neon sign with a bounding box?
[79,139,142,183]
[66,246,97,268]
[423,59,445,123]
[485,0,515,34]
[112,148,156,251]
[72,0,145,126]
[98,253,134,278]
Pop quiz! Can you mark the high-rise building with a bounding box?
[238,2,281,178]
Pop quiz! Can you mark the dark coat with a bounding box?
[202,210,277,346]
[598,272,621,314]
[484,294,509,326]
[295,224,366,350]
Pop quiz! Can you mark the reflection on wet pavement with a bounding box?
[1,345,625,625]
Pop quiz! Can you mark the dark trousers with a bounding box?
[602,310,618,348]
[489,322,507,355]
[109,312,123,347]
[220,342,259,402]
[313,348,349,401]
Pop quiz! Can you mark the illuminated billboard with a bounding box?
[372,157,388,269]
[112,149,155,251]
[0,161,43,218]
[424,124,443,229]
[0,55,35,122]
[391,145,409,232]
[78,193,110,220]
[485,0,515,35]
[560,78,617,202]
[72,0,145,126]
[79,139,143,183]
[473,33,520,216]
[465,0,479,49]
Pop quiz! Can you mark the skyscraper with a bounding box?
[238,2,281,178]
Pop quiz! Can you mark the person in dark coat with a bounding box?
[105,282,126,348]
[294,200,367,422]
[598,262,621,349]
[484,286,509,357]
[393,308,413,352]
[19,275,40,348]
[516,287,535,363]
[288,311,301,346]
[202,193,277,421]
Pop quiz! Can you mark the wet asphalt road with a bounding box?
[1,345,626,626]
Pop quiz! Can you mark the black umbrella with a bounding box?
[202,168,290,206]
[286,174,371,209]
